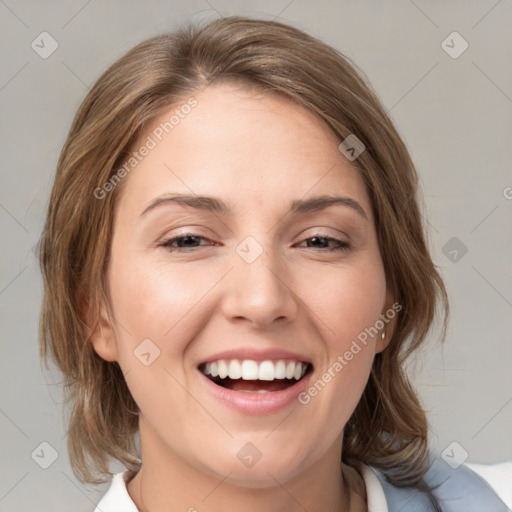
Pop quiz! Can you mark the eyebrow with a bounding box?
[140,193,368,220]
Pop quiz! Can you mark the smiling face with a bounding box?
[91,81,393,489]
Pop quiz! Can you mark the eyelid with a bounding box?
[158,232,351,253]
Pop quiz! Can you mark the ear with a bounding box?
[375,288,397,353]
[82,292,119,362]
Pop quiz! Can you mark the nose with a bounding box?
[221,241,299,328]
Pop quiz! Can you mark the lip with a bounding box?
[198,366,313,416]
[198,347,312,366]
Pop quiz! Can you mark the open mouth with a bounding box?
[198,360,313,393]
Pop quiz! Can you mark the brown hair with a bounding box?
[39,15,449,490]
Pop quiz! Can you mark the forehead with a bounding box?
[118,82,373,222]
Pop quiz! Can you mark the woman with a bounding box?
[38,16,511,511]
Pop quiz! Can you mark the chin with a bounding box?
[223,465,304,489]
[196,449,310,489]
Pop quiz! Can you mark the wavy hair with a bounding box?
[39,15,449,494]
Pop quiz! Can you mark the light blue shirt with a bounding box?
[373,457,511,511]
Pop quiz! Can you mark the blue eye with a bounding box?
[159,234,351,252]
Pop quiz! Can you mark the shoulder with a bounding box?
[368,457,512,512]
[465,460,512,508]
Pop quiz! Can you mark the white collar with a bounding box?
[93,464,389,512]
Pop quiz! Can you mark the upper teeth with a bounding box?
[202,360,308,381]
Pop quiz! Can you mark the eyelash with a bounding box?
[159,233,351,253]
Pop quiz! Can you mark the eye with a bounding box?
[296,235,351,252]
[159,234,214,252]
[159,233,351,253]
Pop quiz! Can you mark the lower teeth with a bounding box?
[237,389,271,393]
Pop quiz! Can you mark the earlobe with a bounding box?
[90,311,119,362]
[375,327,391,353]
[375,289,397,353]
[82,294,119,362]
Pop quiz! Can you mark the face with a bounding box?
[91,82,393,487]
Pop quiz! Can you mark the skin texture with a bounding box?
[91,82,394,512]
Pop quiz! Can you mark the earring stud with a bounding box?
[381,331,386,339]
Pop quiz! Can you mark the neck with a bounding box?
[126,416,366,512]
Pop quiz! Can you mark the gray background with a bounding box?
[1,0,511,510]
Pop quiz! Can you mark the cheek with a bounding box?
[107,254,215,358]
[310,259,386,346]
[302,261,385,415]
[106,257,210,412]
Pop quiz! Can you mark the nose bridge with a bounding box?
[222,232,297,325]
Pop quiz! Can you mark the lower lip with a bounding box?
[198,369,312,416]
